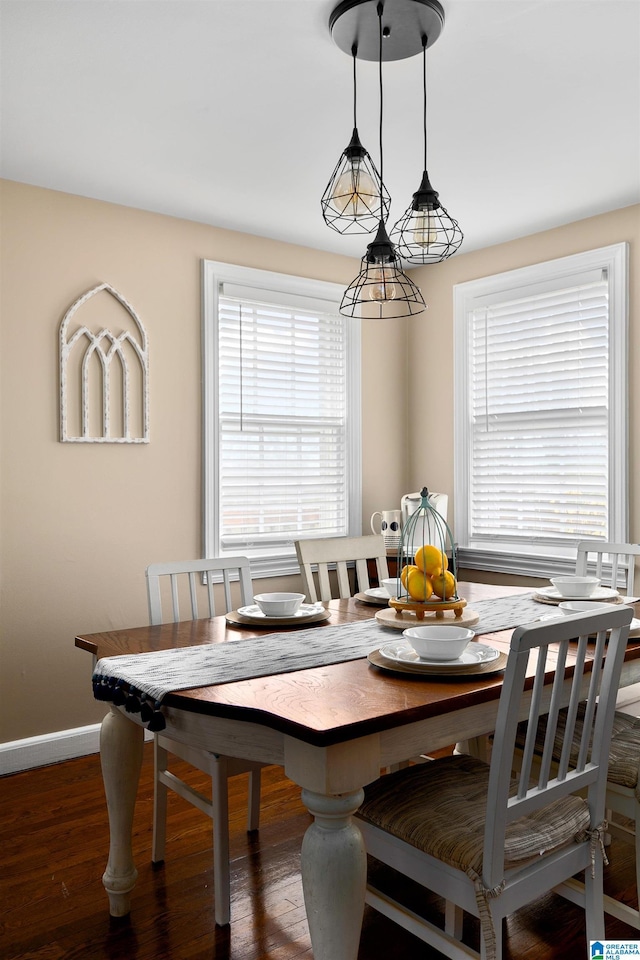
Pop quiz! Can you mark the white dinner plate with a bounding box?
[237,602,325,620]
[535,585,620,602]
[364,587,390,600]
[378,640,501,668]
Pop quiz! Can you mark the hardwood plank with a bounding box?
[1,745,639,960]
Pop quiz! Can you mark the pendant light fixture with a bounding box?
[321,46,390,235]
[339,2,425,319]
[390,34,463,263]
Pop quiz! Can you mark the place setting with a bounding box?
[531,574,640,636]
[533,575,622,605]
[368,624,508,678]
[355,578,402,607]
[225,592,330,628]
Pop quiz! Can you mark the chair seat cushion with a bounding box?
[357,754,590,877]
[515,706,640,792]
[609,714,640,790]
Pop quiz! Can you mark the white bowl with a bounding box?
[381,577,403,598]
[402,625,475,662]
[558,600,612,617]
[549,576,600,598]
[253,592,305,617]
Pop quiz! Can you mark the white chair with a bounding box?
[294,534,389,603]
[575,539,640,595]
[356,605,632,960]
[146,557,267,926]
[575,541,640,927]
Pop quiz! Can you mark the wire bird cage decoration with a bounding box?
[391,486,464,621]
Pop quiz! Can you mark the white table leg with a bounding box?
[100,705,144,916]
[300,788,367,960]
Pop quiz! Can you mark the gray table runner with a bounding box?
[93,592,546,705]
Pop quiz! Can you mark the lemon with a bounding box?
[407,568,434,602]
[400,564,418,588]
[414,544,446,577]
[430,570,456,599]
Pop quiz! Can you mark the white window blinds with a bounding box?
[468,273,609,543]
[454,243,628,575]
[202,261,361,575]
[217,291,350,551]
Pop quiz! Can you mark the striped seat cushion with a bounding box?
[515,706,640,793]
[357,754,590,877]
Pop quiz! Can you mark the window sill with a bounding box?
[456,547,577,579]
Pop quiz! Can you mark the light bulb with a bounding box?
[331,161,380,218]
[412,209,439,247]
[368,265,397,302]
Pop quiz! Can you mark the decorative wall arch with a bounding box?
[59,283,149,443]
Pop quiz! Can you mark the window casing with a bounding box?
[203,261,362,578]
[454,243,628,578]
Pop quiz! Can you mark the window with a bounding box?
[202,261,361,578]
[454,243,628,577]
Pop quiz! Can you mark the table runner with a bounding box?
[92,592,549,729]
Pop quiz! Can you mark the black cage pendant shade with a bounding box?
[321,48,390,235]
[340,218,426,318]
[340,3,425,319]
[390,34,463,263]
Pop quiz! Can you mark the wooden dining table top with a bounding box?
[76,581,640,748]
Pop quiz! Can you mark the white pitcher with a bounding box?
[370,509,403,549]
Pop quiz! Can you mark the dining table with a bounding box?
[76,581,640,960]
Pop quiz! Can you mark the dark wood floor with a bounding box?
[2,743,639,960]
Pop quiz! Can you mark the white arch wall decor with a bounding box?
[59,283,149,443]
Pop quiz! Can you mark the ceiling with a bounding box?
[1,0,639,262]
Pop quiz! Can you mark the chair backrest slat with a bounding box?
[206,572,216,617]
[335,560,352,598]
[221,569,233,612]
[146,557,253,625]
[483,605,632,890]
[170,573,181,622]
[537,643,568,791]
[556,638,586,779]
[187,571,199,619]
[516,648,548,797]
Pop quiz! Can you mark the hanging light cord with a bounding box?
[377,2,384,204]
[422,34,428,171]
[352,45,357,128]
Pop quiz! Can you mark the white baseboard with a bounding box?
[0,724,102,775]
[0,724,153,776]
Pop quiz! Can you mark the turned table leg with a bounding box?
[100,705,144,916]
[300,788,367,960]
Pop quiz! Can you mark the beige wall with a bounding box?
[407,204,640,538]
[1,181,637,744]
[0,180,409,742]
